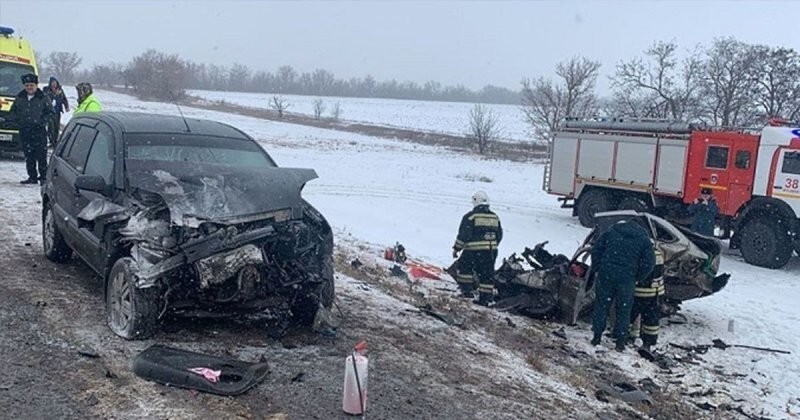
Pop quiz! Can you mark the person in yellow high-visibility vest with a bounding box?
[629,246,665,351]
[73,82,102,114]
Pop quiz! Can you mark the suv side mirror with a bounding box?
[75,174,107,193]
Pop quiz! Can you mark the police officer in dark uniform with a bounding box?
[452,191,503,306]
[590,219,655,352]
[629,247,665,351]
[7,73,53,184]
[688,188,719,236]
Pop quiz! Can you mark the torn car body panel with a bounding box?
[127,162,317,227]
[494,211,729,323]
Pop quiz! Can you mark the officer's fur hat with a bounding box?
[21,73,38,84]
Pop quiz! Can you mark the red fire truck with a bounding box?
[543,118,800,269]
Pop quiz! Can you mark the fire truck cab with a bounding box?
[544,118,800,269]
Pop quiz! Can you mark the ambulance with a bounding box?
[0,26,39,154]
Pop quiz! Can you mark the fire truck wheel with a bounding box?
[618,196,651,213]
[739,219,792,269]
[576,189,612,227]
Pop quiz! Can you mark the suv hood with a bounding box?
[128,162,317,226]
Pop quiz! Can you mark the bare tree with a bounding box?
[749,45,800,121]
[611,41,704,121]
[467,104,500,154]
[313,98,326,119]
[521,56,600,142]
[330,101,343,121]
[270,95,290,118]
[276,65,297,93]
[125,50,189,100]
[45,51,83,83]
[90,63,123,88]
[701,38,760,126]
[228,63,251,91]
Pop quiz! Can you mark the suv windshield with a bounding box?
[125,133,275,167]
[0,62,36,97]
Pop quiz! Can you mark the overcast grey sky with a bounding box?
[2,0,799,93]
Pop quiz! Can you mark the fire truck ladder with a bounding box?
[542,142,552,193]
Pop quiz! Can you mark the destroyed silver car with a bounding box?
[42,112,334,339]
[495,211,729,323]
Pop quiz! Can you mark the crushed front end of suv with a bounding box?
[494,211,729,323]
[42,112,334,339]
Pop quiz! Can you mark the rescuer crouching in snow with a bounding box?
[629,246,665,352]
[452,191,503,306]
[590,220,655,352]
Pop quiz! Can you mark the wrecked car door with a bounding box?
[49,123,78,234]
[53,123,96,254]
[73,122,118,271]
[559,247,593,325]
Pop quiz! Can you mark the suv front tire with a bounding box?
[106,257,159,339]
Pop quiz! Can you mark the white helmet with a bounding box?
[472,191,489,207]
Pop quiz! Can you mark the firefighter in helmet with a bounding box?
[452,191,503,305]
[629,245,665,351]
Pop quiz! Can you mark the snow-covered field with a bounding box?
[188,89,533,143]
[16,88,800,417]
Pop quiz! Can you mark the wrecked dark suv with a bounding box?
[42,112,334,339]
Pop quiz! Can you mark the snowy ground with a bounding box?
[4,87,798,417]
[188,89,533,143]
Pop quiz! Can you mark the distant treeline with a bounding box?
[37,50,522,104]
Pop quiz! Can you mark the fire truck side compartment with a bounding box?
[548,132,579,196]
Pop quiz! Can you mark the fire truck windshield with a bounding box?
[0,62,35,97]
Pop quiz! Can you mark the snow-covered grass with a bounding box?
[35,88,800,417]
[188,89,533,143]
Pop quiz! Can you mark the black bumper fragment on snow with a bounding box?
[133,345,269,396]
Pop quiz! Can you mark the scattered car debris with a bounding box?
[712,338,791,354]
[350,258,363,269]
[133,345,269,396]
[669,342,710,354]
[596,381,653,405]
[390,265,406,277]
[637,347,656,362]
[85,394,100,407]
[77,350,101,359]
[637,378,660,394]
[417,304,465,328]
[312,305,340,338]
[551,327,567,340]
